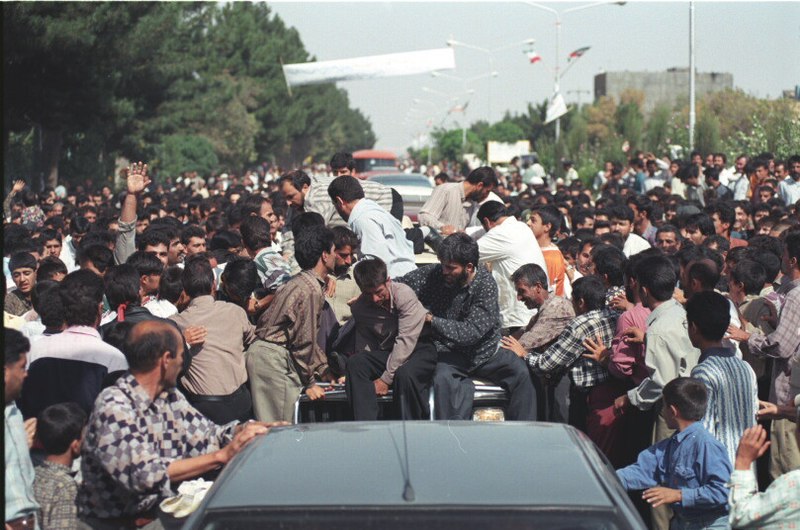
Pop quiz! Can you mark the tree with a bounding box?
[157,135,219,179]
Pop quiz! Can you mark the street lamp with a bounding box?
[520,1,625,142]
[445,37,535,120]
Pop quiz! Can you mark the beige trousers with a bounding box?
[650,401,675,530]
[769,417,800,480]
[246,340,304,422]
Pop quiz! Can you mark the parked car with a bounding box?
[182,421,646,530]
[367,173,433,223]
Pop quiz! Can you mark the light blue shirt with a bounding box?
[778,176,800,206]
[5,403,40,526]
[617,422,731,521]
[348,199,416,278]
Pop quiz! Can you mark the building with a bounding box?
[594,68,733,113]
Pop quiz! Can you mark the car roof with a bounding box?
[204,421,618,510]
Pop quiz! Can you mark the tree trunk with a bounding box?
[41,126,63,189]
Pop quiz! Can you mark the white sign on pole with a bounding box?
[545,92,568,124]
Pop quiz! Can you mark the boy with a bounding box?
[33,402,87,530]
[5,252,37,317]
[617,377,731,529]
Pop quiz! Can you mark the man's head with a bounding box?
[571,275,606,316]
[279,170,312,209]
[327,175,365,221]
[36,403,87,458]
[683,213,715,246]
[105,264,143,311]
[591,245,626,288]
[663,377,708,428]
[70,216,91,248]
[782,232,800,277]
[180,225,207,257]
[685,291,731,349]
[240,215,272,255]
[126,251,164,297]
[526,205,560,241]
[331,226,359,276]
[182,254,215,299]
[729,259,766,302]
[511,263,549,310]
[437,233,479,287]
[330,152,356,177]
[609,205,635,240]
[9,252,37,295]
[713,153,727,169]
[36,257,68,283]
[59,269,105,328]
[577,237,601,275]
[682,259,720,298]
[353,257,391,307]
[655,225,681,255]
[476,201,508,232]
[123,320,184,387]
[636,255,677,308]
[41,229,62,258]
[5,328,30,404]
[294,224,336,274]
[463,167,498,202]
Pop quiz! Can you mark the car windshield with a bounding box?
[198,508,626,530]
[370,176,431,188]
[355,158,396,173]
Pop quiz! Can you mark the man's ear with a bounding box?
[668,404,681,421]
[70,437,82,457]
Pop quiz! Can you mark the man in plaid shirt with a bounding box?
[525,275,618,437]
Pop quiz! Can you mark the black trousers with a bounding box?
[433,348,536,421]
[183,383,253,425]
[345,340,437,420]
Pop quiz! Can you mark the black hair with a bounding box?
[656,224,680,237]
[330,152,355,171]
[532,205,562,238]
[71,216,92,235]
[598,232,625,251]
[465,166,498,188]
[476,201,507,224]
[705,202,735,231]
[291,212,325,239]
[437,233,479,268]
[353,257,389,291]
[158,266,185,304]
[59,270,105,327]
[571,275,606,312]
[331,226,359,250]
[182,255,215,298]
[209,230,243,252]
[36,403,87,455]
[787,232,800,264]
[591,245,627,287]
[662,377,708,421]
[36,257,68,282]
[686,260,720,291]
[684,213,715,236]
[327,175,365,204]
[240,194,269,218]
[104,264,142,309]
[137,228,171,252]
[557,237,581,260]
[240,215,272,252]
[220,256,258,307]
[9,252,37,272]
[703,235,730,254]
[5,328,30,366]
[180,225,206,245]
[77,244,114,274]
[123,321,181,373]
[511,263,549,290]
[636,255,676,301]
[686,291,731,341]
[731,260,766,295]
[279,170,311,192]
[609,205,635,224]
[294,225,335,271]
[126,251,164,277]
[751,252,780,284]
[40,228,62,243]
[626,195,653,219]
[31,280,65,329]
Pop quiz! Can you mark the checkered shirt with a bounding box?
[77,373,237,519]
[526,308,618,389]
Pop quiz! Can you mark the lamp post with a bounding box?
[445,37,535,121]
[689,0,696,151]
[520,1,625,142]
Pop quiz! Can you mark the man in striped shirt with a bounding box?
[418,166,498,236]
[687,291,758,466]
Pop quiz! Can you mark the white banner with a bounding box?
[282,48,456,88]
[487,141,531,164]
[545,92,568,124]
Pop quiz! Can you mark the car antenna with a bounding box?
[400,394,415,502]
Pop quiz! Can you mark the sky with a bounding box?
[269,1,800,154]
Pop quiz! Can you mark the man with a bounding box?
[115,162,151,266]
[170,256,256,425]
[729,155,750,201]
[476,201,546,332]
[526,205,568,296]
[329,152,358,178]
[704,167,733,201]
[328,174,416,279]
[777,154,800,206]
[327,226,361,324]
[40,229,62,259]
[19,270,128,419]
[683,212,715,247]
[609,205,650,257]
[5,329,40,530]
[713,153,734,187]
[418,166,498,236]
[576,237,602,276]
[247,225,338,422]
[180,225,207,257]
[687,291,758,466]
[705,202,747,248]
[346,257,437,420]
[77,320,277,528]
[397,233,536,421]
[501,263,575,422]
[240,215,292,292]
[626,196,657,246]
[727,231,800,480]
[59,216,91,272]
[279,168,393,228]
[5,252,37,317]
[125,251,164,305]
[654,224,681,255]
[136,229,171,267]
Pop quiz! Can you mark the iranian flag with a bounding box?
[568,46,591,61]
[526,50,542,64]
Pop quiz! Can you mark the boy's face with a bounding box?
[12,267,36,294]
[526,213,548,239]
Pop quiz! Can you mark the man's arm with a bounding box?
[526,320,584,376]
[429,276,499,348]
[518,298,574,352]
[627,334,676,410]
[417,186,447,230]
[115,163,150,265]
[746,289,800,360]
[616,441,663,491]
[381,285,426,385]
[477,228,507,263]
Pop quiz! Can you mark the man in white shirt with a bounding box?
[476,202,547,332]
[728,155,750,201]
[328,175,416,279]
[610,205,651,257]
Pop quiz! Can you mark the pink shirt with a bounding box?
[609,303,651,385]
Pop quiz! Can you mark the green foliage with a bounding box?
[157,135,219,179]
[694,112,721,156]
[483,121,526,143]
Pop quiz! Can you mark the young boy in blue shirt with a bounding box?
[616,377,732,529]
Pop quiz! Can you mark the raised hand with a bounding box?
[12,179,26,194]
[734,425,770,470]
[127,161,151,195]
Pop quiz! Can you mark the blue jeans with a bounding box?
[670,512,729,530]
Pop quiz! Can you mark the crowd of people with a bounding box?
[4,149,800,530]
